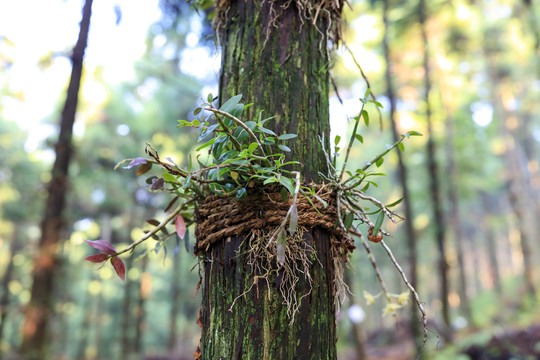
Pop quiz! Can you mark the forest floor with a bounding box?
[341,322,540,360]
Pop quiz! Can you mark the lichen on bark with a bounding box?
[197,1,347,358]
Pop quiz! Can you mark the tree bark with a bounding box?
[0,223,21,346]
[343,270,367,360]
[134,256,148,356]
[418,0,452,342]
[20,0,93,357]
[199,1,340,358]
[382,0,421,348]
[167,250,181,353]
[444,113,472,323]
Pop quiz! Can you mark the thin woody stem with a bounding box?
[348,226,391,303]
[204,107,267,158]
[114,198,195,257]
[380,240,428,356]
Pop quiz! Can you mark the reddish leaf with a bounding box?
[84,254,109,263]
[175,214,186,239]
[110,257,126,281]
[84,239,117,255]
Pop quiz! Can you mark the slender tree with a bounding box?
[198,1,345,357]
[20,0,93,357]
[444,112,472,322]
[418,0,452,341]
[382,0,421,347]
[0,224,21,347]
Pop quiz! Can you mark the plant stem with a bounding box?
[113,198,195,257]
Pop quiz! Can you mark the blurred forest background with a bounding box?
[1,0,540,359]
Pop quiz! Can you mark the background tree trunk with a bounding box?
[419,0,452,342]
[382,0,421,348]
[444,113,473,323]
[0,223,21,348]
[20,0,93,357]
[199,1,340,358]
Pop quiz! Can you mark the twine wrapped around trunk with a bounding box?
[194,184,354,254]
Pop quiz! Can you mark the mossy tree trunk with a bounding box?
[199,1,340,358]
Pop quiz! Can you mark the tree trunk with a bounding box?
[382,0,421,348]
[198,1,341,358]
[418,0,452,342]
[134,256,148,355]
[343,270,367,360]
[444,113,473,323]
[20,0,93,357]
[167,250,181,353]
[120,254,135,360]
[480,193,503,295]
[0,223,21,347]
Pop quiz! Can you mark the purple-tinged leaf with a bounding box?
[84,239,117,255]
[84,254,109,263]
[110,257,125,281]
[175,214,186,239]
[150,177,165,190]
[123,157,147,169]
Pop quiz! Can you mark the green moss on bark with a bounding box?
[199,1,342,358]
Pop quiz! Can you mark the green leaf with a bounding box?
[370,100,383,108]
[362,110,369,127]
[313,194,328,208]
[279,177,295,195]
[193,107,202,115]
[244,121,257,130]
[196,137,217,151]
[262,138,275,145]
[234,127,249,143]
[398,142,405,152]
[375,158,384,167]
[281,187,288,202]
[207,93,213,103]
[177,119,191,127]
[343,212,354,230]
[355,134,364,143]
[288,204,298,235]
[372,212,385,236]
[277,144,291,152]
[247,142,259,154]
[162,172,177,183]
[386,197,403,208]
[278,133,297,140]
[334,135,341,145]
[220,94,242,113]
[198,123,219,142]
[363,88,371,98]
[230,103,244,118]
[407,130,423,136]
[257,126,277,136]
[263,177,280,185]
